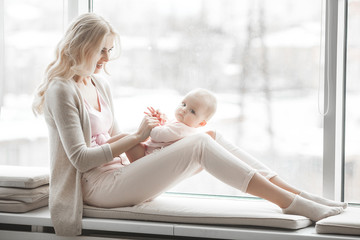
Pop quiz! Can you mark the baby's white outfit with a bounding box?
[144,120,197,155]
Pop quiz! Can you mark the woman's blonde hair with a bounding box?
[32,13,120,115]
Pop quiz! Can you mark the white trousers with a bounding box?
[82,133,277,208]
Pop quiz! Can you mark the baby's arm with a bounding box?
[150,123,192,143]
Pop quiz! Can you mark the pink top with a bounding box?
[144,120,197,154]
[83,84,129,166]
[84,88,113,147]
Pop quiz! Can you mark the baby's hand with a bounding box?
[144,107,167,125]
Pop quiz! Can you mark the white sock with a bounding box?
[282,195,344,222]
[300,191,348,209]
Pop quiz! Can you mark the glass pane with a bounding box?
[345,0,360,203]
[94,0,324,197]
[0,0,63,167]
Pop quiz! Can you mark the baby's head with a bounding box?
[175,88,217,128]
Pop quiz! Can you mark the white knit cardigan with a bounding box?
[44,75,119,236]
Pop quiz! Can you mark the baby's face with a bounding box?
[175,94,208,128]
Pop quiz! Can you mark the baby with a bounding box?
[126,88,217,162]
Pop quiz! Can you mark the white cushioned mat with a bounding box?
[316,206,360,236]
[84,194,312,230]
[0,197,48,213]
[0,165,49,188]
[0,185,49,203]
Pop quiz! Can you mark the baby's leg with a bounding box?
[206,130,216,139]
[126,143,146,163]
[107,133,146,163]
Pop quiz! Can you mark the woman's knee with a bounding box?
[180,133,215,159]
[181,133,214,149]
[193,132,214,142]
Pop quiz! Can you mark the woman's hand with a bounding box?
[136,115,160,142]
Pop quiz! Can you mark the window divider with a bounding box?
[0,0,4,116]
[323,0,347,202]
[63,0,90,29]
[338,0,348,202]
[88,0,93,12]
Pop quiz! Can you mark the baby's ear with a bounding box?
[199,120,207,127]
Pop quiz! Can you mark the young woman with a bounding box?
[33,13,346,236]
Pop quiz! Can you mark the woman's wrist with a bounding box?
[132,132,142,143]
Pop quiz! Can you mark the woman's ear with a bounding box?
[199,120,207,127]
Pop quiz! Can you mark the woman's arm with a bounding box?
[109,115,159,158]
[45,81,114,173]
[46,79,159,171]
[106,133,128,144]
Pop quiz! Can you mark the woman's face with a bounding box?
[93,34,114,74]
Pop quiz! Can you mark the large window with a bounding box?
[345,0,360,203]
[93,0,325,197]
[0,0,356,202]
